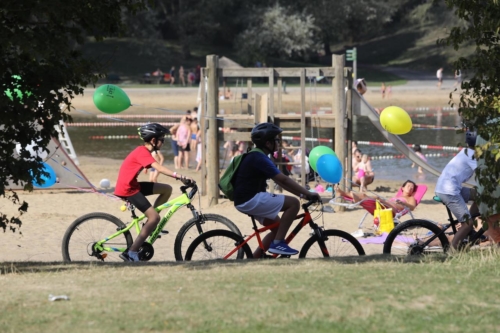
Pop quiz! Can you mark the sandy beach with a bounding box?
[0,84,454,262]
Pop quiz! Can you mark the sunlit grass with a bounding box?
[1,249,500,332]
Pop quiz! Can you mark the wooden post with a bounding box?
[247,79,253,115]
[277,78,282,114]
[333,55,346,210]
[254,93,261,124]
[300,69,306,187]
[269,69,274,122]
[206,55,219,206]
[200,69,207,196]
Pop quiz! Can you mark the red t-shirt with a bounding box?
[114,146,156,197]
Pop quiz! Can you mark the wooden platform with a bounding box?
[217,113,336,141]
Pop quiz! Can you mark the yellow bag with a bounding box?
[374,200,394,233]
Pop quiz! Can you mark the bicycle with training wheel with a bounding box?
[184,199,365,260]
[383,195,487,255]
[61,180,241,262]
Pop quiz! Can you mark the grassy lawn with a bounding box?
[357,67,407,86]
[1,251,500,332]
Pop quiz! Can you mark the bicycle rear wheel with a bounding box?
[299,229,365,258]
[184,229,252,261]
[174,214,241,261]
[62,212,133,262]
[383,219,450,255]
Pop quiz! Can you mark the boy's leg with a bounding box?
[253,217,279,258]
[121,187,161,257]
[152,183,173,207]
[275,196,300,241]
[129,206,161,252]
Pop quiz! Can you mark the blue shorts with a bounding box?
[191,134,196,140]
[171,139,179,156]
[436,188,472,222]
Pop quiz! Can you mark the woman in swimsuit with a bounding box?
[336,180,417,212]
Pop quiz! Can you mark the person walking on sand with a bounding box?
[169,122,180,169]
[148,150,164,182]
[176,116,192,169]
[169,66,176,86]
[381,82,386,99]
[437,68,443,89]
[179,65,186,87]
[195,128,202,172]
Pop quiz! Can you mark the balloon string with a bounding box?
[60,183,122,201]
[49,157,87,182]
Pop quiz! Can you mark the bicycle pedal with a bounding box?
[160,230,169,235]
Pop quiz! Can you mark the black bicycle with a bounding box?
[383,195,486,255]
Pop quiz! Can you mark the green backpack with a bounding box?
[218,148,265,201]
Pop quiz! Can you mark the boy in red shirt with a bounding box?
[115,123,191,262]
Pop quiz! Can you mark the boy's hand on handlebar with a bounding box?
[307,192,321,202]
[180,176,194,185]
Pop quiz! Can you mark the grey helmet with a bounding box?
[138,123,169,142]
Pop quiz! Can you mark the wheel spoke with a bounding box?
[63,213,132,262]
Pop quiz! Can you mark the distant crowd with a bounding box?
[142,66,202,86]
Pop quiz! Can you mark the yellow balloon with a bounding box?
[380,106,412,135]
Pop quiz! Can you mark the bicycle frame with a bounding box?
[94,184,197,254]
[223,203,323,259]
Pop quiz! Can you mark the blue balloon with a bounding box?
[33,163,57,188]
[316,154,343,184]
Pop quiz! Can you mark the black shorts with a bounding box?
[118,182,155,213]
[178,143,191,152]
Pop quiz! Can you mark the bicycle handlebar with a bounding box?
[302,198,321,210]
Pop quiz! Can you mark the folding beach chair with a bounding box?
[330,184,428,233]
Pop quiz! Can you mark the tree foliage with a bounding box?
[235,4,319,64]
[441,0,500,219]
[0,0,149,232]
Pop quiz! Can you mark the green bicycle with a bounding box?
[61,180,241,262]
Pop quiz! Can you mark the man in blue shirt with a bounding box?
[233,123,320,257]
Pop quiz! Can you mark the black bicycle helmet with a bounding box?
[138,123,169,142]
[251,123,283,147]
[465,130,477,147]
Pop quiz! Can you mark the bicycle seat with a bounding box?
[433,195,443,203]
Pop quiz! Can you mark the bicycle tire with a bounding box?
[174,214,241,261]
[383,219,450,255]
[62,212,133,262]
[184,229,252,261]
[299,229,365,258]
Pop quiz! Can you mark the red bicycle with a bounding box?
[185,200,365,260]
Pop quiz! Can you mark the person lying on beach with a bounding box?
[335,180,417,212]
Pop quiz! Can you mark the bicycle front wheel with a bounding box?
[62,212,133,262]
[299,229,365,258]
[174,214,241,261]
[184,229,253,261]
[383,219,450,256]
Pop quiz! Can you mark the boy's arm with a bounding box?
[151,162,192,182]
[272,173,319,200]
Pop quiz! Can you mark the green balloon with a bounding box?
[93,84,131,114]
[309,146,336,172]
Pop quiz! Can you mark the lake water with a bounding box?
[67,111,463,183]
